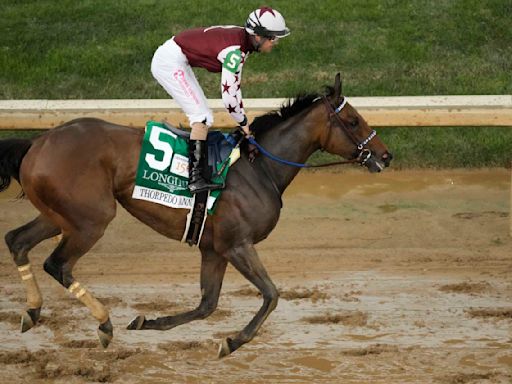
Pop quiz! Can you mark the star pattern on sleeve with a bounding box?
[227,104,237,114]
[222,81,230,94]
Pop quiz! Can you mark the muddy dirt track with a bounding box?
[0,169,511,383]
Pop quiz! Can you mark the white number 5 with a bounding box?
[145,126,174,171]
[227,53,240,69]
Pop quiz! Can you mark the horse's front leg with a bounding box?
[127,248,227,330]
[217,243,279,358]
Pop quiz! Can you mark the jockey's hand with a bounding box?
[238,115,252,138]
[236,126,258,162]
[247,142,258,163]
[237,115,258,162]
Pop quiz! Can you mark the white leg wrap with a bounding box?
[17,264,42,309]
[68,282,109,324]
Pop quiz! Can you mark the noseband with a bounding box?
[321,96,377,165]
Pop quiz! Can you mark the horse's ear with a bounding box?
[334,73,342,100]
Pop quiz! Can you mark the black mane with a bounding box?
[250,87,334,137]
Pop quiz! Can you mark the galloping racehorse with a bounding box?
[0,74,392,357]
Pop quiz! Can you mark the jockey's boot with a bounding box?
[188,139,222,194]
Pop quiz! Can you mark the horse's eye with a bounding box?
[350,119,358,128]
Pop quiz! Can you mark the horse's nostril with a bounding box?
[380,152,392,167]
[382,152,393,165]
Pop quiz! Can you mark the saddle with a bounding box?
[162,121,237,180]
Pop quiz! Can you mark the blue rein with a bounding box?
[247,136,312,168]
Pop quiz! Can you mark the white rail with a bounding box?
[0,95,511,129]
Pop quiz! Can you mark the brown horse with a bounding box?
[0,74,391,357]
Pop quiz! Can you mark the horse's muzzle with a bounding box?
[382,151,393,167]
[365,151,393,173]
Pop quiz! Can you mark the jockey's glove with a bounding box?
[238,115,252,137]
[232,117,258,163]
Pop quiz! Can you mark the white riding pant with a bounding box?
[151,38,213,127]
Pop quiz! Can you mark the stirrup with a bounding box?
[188,179,224,194]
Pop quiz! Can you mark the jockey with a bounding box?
[151,7,290,194]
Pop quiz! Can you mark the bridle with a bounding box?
[321,96,377,167]
[244,95,378,168]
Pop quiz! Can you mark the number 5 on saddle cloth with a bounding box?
[132,121,240,246]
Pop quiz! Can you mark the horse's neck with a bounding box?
[257,114,321,193]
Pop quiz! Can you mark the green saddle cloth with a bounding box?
[132,121,235,214]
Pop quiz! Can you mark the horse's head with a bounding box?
[319,74,392,172]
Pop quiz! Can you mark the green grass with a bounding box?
[1,0,511,168]
[1,0,510,98]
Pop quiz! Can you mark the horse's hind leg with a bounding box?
[5,215,61,332]
[127,248,227,331]
[217,243,279,358]
[43,224,114,348]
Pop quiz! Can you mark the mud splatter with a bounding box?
[341,290,362,302]
[40,314,77,331]
[437,372,504,384]
[453,211,508,219]
[280,287,330,302]
[38,361,112,382]
[466,308,512,319]
[158,340,215,352]
[341,344,399,356]
[96,296,126,307]
[229,286,330,302]
[0,349,44,364]
[0,311,19,325]
[438,281,491,294]
[60,340,100,349]
[303,311,368,326]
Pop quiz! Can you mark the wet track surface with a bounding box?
[0,169,511,383]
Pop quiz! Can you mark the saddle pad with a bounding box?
[132,121,234,214]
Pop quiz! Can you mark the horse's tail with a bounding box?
[0,138,33,193]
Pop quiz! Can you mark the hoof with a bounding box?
[218,337,233,359]
[98,318,113,348]
[126,315,145,330]
[21,308,40,333]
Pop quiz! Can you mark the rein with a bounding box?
[246,96,376,168]
[247,136,359,168]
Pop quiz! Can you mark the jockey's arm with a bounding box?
[219,47,249,134]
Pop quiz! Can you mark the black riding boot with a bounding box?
[188,139,222,194]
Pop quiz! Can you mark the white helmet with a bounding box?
[245,7,290,38]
